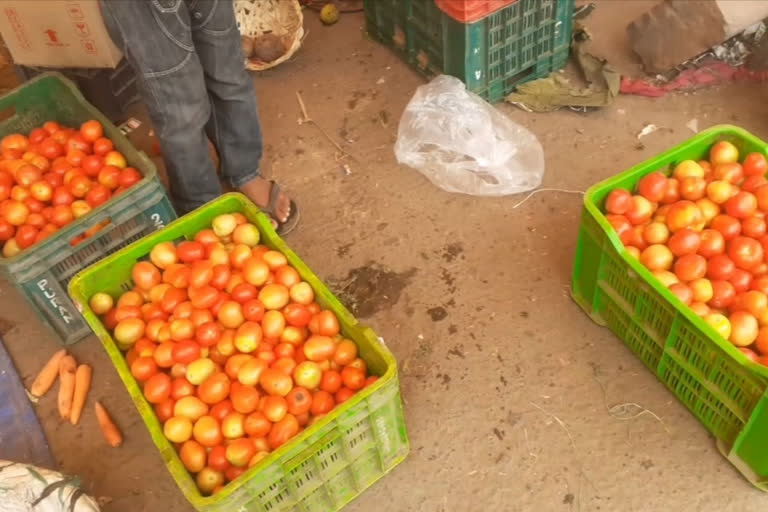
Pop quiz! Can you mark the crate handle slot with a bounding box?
[69,218,113,247]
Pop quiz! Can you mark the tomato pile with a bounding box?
[0,120,142,257]
[88,214,376,495]
[604,141,768,365]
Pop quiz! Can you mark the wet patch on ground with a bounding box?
[330,262,417,317]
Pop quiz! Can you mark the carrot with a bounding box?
[30,349,67,397]
[57,355,77,420]
[94,401,122,447]
[69,364,92,425]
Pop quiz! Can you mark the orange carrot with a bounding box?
[69,364,92,425]
[94,401,122,447]
[57,355,77,420]
[30,349,67,397]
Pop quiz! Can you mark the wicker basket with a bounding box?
[235,0,304,71]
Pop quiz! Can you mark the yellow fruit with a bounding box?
[320,4,339,25]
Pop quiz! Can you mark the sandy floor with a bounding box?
[3,1,768,511]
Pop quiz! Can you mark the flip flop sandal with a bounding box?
[261,180,300,236]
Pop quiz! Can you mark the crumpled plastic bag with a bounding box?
[395,75,545,196]
[0,460,100,511]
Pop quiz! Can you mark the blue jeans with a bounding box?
[99,0,262,213]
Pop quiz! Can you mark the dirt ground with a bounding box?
[3,1,768,511]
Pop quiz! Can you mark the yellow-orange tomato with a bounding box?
[193,415,223,447]
[179,440,207,473]
[164,416,193,443]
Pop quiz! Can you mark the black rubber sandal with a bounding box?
[261,180,300,236]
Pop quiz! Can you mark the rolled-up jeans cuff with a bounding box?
[229,168,261,189]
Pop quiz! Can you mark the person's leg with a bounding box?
[186,0,293,224]
[99,0,221,214]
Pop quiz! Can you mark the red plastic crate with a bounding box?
[434,0,517,22]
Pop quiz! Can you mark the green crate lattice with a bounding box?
[68,193,409,511]
[571,125,768,489]
[364,0,573,102]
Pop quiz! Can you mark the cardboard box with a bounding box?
[0,0,121,68]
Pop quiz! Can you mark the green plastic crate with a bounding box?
[68,193,409,511]
[0,73,176,345]
[364,0,573,102]
[572,125,768,490]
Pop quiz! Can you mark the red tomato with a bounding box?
[259,368,293,397]
[711,215,742,240]
[730,268,753,294]
[177,241,205,263]
[210,400,234,422]
[341,366,365,390]
[605,189,632,214]
[14,224,38,249]
[80,120,104,143]
[709,280,736,309]
[231,384,260,414]
[637,172,667,202]
[132,261,162,290]
[144,372,172,404]
[728,236,764,271]
[698,229,725,258]
[725,191,758,218]
[285,387,312,415]
[196,321,222,347]
[92,137,114,156]
[198,372,231,405]
[231,282,258,303]
[267,414,299,450]
[320,370,342,394]
[335,388,355,404]
[242,299,266,322]
[189,285,219,310]
[743,153,768,176]
[118,167,141,188]
[172,340,202,364]
[310,390,335,415]
[97,165,121,189]
[309,311,340,337]
[244,411,272,437]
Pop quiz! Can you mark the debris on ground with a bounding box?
[505,26,619,112]
[636,124,658,139]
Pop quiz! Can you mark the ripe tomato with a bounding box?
[174,396,209,421]
[131,356,158,382]
[132,261,161,290]
[698,229,725,258]
[92,137,114,156]
[334,340,358,366]
[320,370,342,393]
[607,214,632,244]
[285,387,312,416]
[80,120,103,143]
[673,254,707,282]
[668,283,693,305]
[153,342,175,368]
[709,280,736,309]
[144,372,172,404]
[237,358,267,386]
[177,241,205,263]
[259,368,293,397]
[242,299,266,322]
[261,310,286,339]
[179,440,207,473]
[15,224,38,249]
[711,215,742,240]
[172,340,201,364]
[231,282,258,303]
[725,191,758,218]
[729,311,759,347]
[310,311,340,337]
[196,321,222,347]
[217,300,244,329]
[304,335,336,362]
[154,398,176,423]
[85,183,110,207]
[206,445,230,473]
[730,268,753,294]
[161,286,188,313]
[728,236,763,271]
[745,152,768,177]
[198,372,231,404]
[341,366,366,390]
[164,416,193,443]
[168,377,193,400]
[335,388,355,404]
[193,415,223,447]
[289,282,314,305]
[244,411,272,437]
[742,216,766,238]
[274,266,300,288]
[605,188,632,214]
[39,139,63,160]
[310,390,335,415]
[210,400,234,422]
[267,414,299,450]
[231,384,260,414]
[226,438,256,468]
[242,257,270,286]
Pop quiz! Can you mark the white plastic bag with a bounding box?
[395,75,545,196]
[0,460,100,512]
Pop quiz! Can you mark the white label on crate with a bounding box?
[150,212,165,230]
[37,279,75,324]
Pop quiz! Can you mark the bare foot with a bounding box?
[239,177,291,223]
